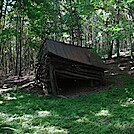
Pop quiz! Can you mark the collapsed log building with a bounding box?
[36,39,106,95]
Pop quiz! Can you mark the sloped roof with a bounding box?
[43,39,106,69]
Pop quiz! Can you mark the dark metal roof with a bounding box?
[43,39,106,69]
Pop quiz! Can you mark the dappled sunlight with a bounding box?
[0,101,3,104]
[119,66,126,71]
[1,93,17,100]
[17,95,24,99]
[110,72,118,76]
[0,112,9,120]
[15,105,27,111]
[28,126,44,133]
[0,112,34,131]
[75,116,89,123]
[120,98,134,107]
[7,114,33,122]
[114,121,133,130]
[37,110,51,117]
[20,125,68,134]
[2,94,17,100]
[75,116,101,128]
[124,87,134,98]
[95,110,111,117]
[5,96,17,100]
[0,74,133,134]
[43,126,68,134]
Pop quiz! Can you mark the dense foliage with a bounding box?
[0,0,134,75]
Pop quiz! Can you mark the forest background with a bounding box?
[0,0,133,76]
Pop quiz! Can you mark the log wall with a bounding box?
[36,54,104,95]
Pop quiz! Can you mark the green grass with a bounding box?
[0,75,134,134]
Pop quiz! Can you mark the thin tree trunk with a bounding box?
[0,0,4,20]
[1,46,5,74]
[116,39,120,57]
[15,15,19,75]
[19,16,22,76]
[108,40,114,59]
[116,0,120,57]
[130,33,134,58]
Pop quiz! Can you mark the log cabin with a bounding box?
[36,39,106,95]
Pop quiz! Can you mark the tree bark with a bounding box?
[116,0,120,57]
[108,40,114,59]
[15,15,19,75]
[0,0,4,20]
[19,16,23,76]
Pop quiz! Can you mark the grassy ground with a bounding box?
[0,75,134,134]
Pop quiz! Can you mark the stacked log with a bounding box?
[35,55,51,93]
[36,54,104,95]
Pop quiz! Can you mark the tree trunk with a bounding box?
[108,40,114,59]
[19,16,23,76]
[116,39,120,57]
[0,0,4,20]
[15,15,19,75]
[116,0,120,57]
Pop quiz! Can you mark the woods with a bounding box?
[0,0,133,76]
[0,1,134,133]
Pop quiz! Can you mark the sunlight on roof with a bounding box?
[121,98,134,107]
[95,110,111,117]
[37,111,50,117]
[44,126,68,134]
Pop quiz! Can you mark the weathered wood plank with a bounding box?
[47,56,103,71]
[48,56,104,72]
[56,68,102,79]
[55,70,100,80]
[49,64,58,95]
[56,73,86,80]
[49,63,103,76]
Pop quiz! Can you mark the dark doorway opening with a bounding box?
[56,76,100,96]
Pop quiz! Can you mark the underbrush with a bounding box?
[0,75,134,134]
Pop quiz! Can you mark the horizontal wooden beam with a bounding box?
[55,70,100,80]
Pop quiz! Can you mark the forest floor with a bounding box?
[0,74,134,134]
[0,57,134,134]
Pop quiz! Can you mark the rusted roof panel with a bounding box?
[45,39,106,69]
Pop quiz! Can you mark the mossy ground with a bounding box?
[0,75,134,134]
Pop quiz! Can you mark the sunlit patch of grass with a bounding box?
[43,126,68,134]
[0,75,134,133]
[37,111,51,117]
[120,98,134,107]
[95,109,111,117]
[0,101,3,104]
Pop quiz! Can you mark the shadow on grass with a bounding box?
[0,75,134,134]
